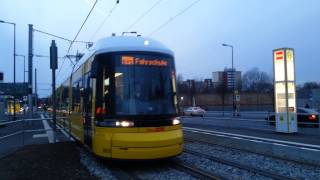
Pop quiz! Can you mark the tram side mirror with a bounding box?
[90,60,98,78]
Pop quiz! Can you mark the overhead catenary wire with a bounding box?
[58,0,121,84]
[33,28,89,44]
[61,0,120,85]
[37,89,52,91]
[68,0,119,80]
[37,82,52,85]
[89,1,119,42]
[148,0,201,37]
[124,0,163,32]
[67,0,98,53]
[57,0,98,79]
[33,54,64,59]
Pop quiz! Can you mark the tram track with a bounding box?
[170,160,223,180]
[183,148,295,180]
[183,127,320,151]
[108,165,143,180]
[109,160,221,180]
[184,135,319,168]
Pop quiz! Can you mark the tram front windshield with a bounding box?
[109,54,177,116]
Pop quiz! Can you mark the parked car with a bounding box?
[266,107,319,127]
[183,107,206,117]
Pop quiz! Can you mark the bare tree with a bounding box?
[242,68,272,92]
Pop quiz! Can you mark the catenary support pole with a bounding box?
[28,24,33,118]
[35,68,37,111]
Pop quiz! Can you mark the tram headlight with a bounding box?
[172,118,180,125]
[116,120,134,127]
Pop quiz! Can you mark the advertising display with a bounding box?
[273,48,297,133]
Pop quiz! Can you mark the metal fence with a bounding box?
[0,114,71,157]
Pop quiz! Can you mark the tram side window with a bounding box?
[72,80,81,113]
[60,86,69,112]
[83,73,92,113]
[102,69,112,114]
[95,55,114,117]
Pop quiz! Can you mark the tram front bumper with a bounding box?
[92,128,182,159]
[93,126,183,159]
[111,143,183,160]
[111,128,183,159]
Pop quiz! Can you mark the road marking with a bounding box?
[32,134,48,138]
[40,114,54,143]
[44,114,74,141]
[202,116,267,123]
[182,118,274,132]
[183,127,320,151]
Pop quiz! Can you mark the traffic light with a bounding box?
[0,72,3,81]
[50,40,58,70]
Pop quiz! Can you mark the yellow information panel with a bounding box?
[273,48,297,133]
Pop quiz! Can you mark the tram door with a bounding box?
[83,73,92,147]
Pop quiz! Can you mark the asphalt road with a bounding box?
[0,113,70,157]
[181,115,320,146]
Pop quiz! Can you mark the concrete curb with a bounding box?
[184,132,320,166]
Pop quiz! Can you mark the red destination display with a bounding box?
[121,56,168,67]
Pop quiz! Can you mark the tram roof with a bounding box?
[72,35,174,73]
[94,35,174,56]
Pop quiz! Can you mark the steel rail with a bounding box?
[183,148,295,180]
[171,160,222,180]
[184,137,320,168]
[183,127,320,151]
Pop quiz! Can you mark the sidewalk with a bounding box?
[0,142,96,179]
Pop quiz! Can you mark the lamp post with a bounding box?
[222,43,236,116]
[15,54,26,83]
[0,20,16,121]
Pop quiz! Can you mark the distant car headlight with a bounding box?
[172,118,180,125]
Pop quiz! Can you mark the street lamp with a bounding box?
[222,43,236,116]
[15,54,26,83]
[0,20,16,121]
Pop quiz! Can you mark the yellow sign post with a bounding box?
[273,48,297,133]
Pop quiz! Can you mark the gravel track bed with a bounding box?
[132,165,197,180]
[177,152,271,180]
[79,147,196,180]
[185,140,320,180]
[79,148,117,180]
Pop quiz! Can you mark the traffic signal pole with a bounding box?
[50,40,58,143]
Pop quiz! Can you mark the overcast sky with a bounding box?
[1,0,320,97]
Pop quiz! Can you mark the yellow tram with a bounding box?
[7,99,21,115]
[56,34,183,159]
